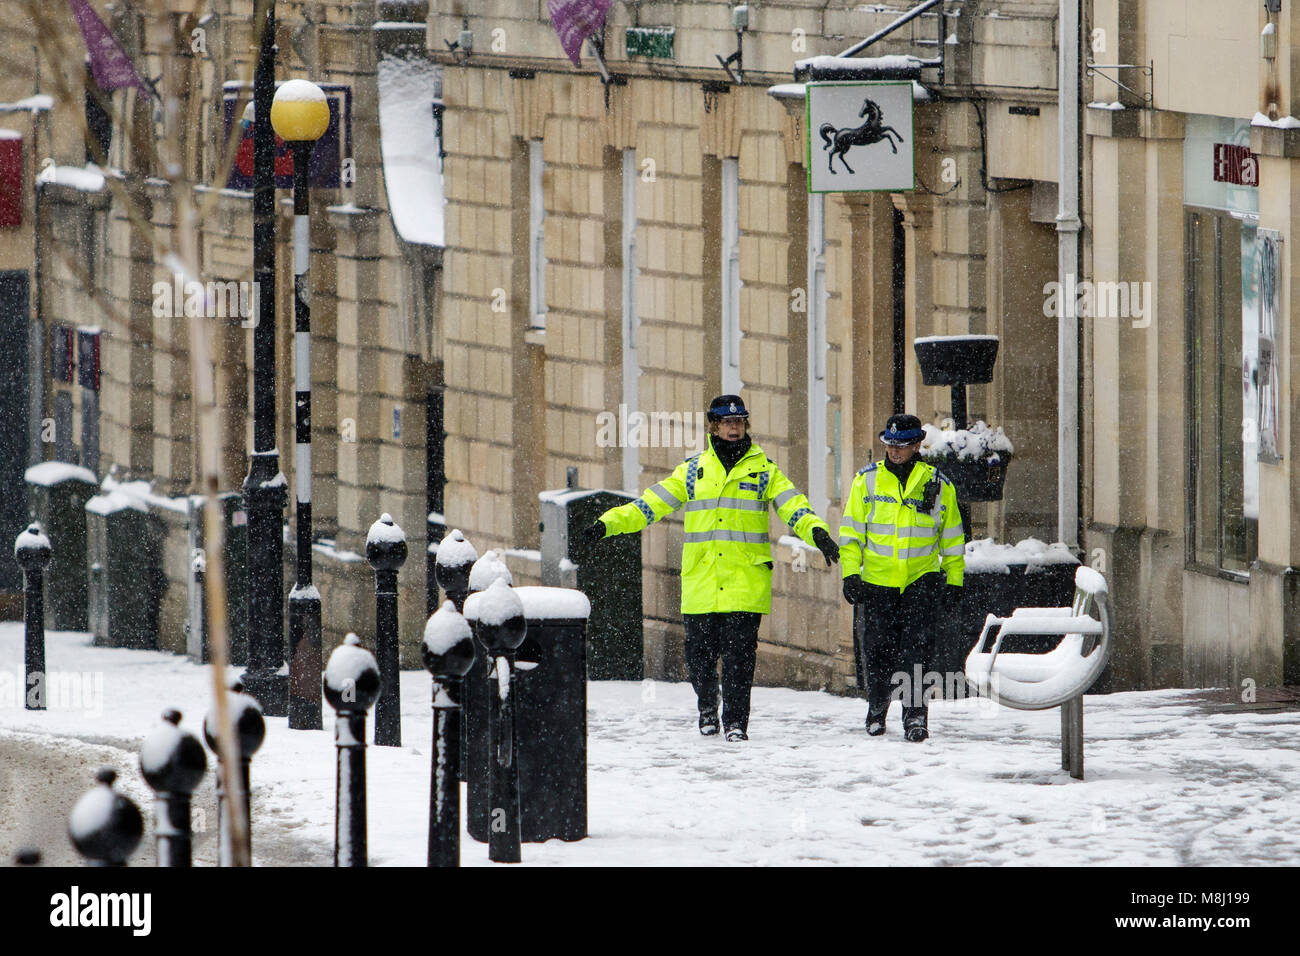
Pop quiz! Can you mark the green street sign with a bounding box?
[625,26,675,59]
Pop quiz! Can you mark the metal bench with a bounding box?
[964,565,1111,779]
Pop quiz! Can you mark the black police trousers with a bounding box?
[683,611,762,733]
[859,573,945,726]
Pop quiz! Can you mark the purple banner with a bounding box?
[68,0,149,95]
[547,0,613,66]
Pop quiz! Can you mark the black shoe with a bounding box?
[699,711,720,736]
[904,719,928,743]
[866,708,887,736]
[724,726,748,742]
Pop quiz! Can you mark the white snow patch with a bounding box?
[13,524,50,557]
[313,538,364,563]
[512,586,591,621]
[376,54,444,247]
[0,94,53,112]
[913,334,999,345]
[796,54,927,72]
[424,601,471,655]
[1086,101,1125,111]
[921,420,1014,462]
[462,578,524,626]
[324,634,376,690]
[274,79,326,103]
[468,550,513,591]
[289,584,321,602]
[4,625,1300,866]
[25,461,96,486]
[778,534,817,554]
[37,163,106,192]
[435,529,478,569]
[0,128,22,140]
[964,537,1079,574]
[366,513,406,546]
[1252,111,1300,129]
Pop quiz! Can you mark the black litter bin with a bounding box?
[25,462,97,631]
[86,490,160,649]
[539,485,642,680]
[463,585,591,843]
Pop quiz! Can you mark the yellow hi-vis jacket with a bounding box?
[839,460,965,590]
[598,441,830,615]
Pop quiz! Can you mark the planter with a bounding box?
[925,455,1009,502]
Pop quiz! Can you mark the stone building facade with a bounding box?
[3,0,1296,695]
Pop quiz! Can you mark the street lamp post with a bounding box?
[243,0,288,716]
[271,79,332,731]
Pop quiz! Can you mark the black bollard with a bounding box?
[14,523,51,711]
[140,709,207,867]
[324,633,381,867]
[203,680,265,866]
[366,513,407,747]
[435,529,477,781]
[13,848,41,866]
[68,768,144,866]
[422,601,477,867]
[469,578,527,864]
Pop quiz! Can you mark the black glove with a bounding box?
[843,576,870,605]
[811,527,839,567]
[577,520,607,552]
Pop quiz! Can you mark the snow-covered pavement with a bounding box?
[1,625,1297,866]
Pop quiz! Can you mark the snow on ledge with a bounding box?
[1252,111,1300,129]
[26,461,96,487]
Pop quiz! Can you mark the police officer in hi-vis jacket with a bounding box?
[581,395,839,741]
[839,413,964,742]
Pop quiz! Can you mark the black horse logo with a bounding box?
[819,97,905,174]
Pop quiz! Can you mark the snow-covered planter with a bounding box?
[920,420,1014,501]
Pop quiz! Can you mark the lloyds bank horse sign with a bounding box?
[806,82,915,193]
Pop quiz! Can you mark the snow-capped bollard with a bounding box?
[140,709,207,867]
[466,578,527,864]
[435,529,478,781]
[366,513,407,747]
[204,680,265,867]
[434,528,477,613]
[68,768,144,867]
[14,523,52,711]
[324,633,381,867]
[423,601,477,867]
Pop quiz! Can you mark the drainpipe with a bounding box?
[1057,0,1081,550]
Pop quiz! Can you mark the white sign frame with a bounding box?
[806,81,915,193]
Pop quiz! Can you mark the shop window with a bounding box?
[1186,207,1258,573]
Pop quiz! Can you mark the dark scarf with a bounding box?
[884,454,918,488]
[711,433,752,475]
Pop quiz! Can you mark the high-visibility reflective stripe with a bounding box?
[773,488,799,509]
[843,516,868,532]
[940,544,964,556]
[634,498,655,522]
[838,535,860,547]
[785,507,812,528]
[898,544,937,559]
[648,482,681,508]
[866,539,893,556]
[867,522,893,535]
[683,529,769,544]
[685,497,766,512]
[897,525,936,538]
